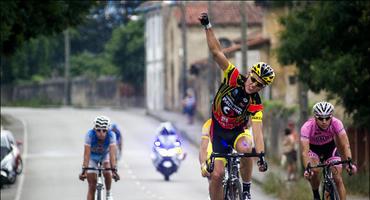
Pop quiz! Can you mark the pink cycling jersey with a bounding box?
[300,117,345,145]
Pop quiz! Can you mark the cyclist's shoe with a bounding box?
[106,193,114,200]
[243,191,252,200]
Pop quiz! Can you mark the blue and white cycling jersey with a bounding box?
[85,129,116,162]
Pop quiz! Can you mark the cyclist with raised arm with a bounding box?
[79,116,120,200]
[301,102,357,200]
[199,118,256,199]
[199,13,275,200]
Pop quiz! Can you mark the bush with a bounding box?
[343,169,369,196]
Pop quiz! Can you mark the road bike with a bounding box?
[83,163,117,200]
[307,159,353,200]
[208,150,263,200]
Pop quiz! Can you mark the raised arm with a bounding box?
[199,13,229,71]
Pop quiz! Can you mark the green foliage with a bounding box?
[70,51,117,78]
[105,18,145,91]
[0,1,96,56]
[2,35,64,84]
[343,169,369,196]
[277,1,370,128]
[264,100,297,118]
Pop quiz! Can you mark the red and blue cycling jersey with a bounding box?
[84,129,116,162]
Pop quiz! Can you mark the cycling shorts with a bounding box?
[308,140,341,165]
[87,154,110,174]
[211,118,253,154]
[207,128,253,166]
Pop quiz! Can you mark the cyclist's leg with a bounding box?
[210,160,225,200]
[234,130,253,199]
[326,149,346,200]
[234,130,253,181]
[87,160,98,200]
[307,150,321,198]
[102,155,112,191]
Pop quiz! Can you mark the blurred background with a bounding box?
[1,1,369,200]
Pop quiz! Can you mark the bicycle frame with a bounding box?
[308,159,352,200]
[84,163,114,200]
[209,151,263,200]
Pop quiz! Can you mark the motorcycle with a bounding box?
[150,123,186,181]
[1,129,23,188]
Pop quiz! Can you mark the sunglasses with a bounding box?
[315,116,332,121]
[250,74,265,88]
[96,129,107,133]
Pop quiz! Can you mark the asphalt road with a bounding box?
[1,107,274,200]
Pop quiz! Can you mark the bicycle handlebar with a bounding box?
[306,158,353,175]
[208,152,264,173]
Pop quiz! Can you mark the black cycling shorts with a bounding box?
[309,140,340,162]
[210,116,245,154]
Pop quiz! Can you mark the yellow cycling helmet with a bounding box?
[251,62,275,85]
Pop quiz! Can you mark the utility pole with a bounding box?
[64,29,71,106]
[240,1,248,73]
[180,2,188,97]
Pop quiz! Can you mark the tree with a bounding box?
[105,18,145,92]
[277,1,370,128]
[0,1,95,56]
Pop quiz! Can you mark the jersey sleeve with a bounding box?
[201,119,212,138]
[84,131,92,146]
[223,62,240,87]
[109,132,117,145]
[251,111,263,122]
[332,119,345,135]
[300,122,310,141]
[248,93,264,113]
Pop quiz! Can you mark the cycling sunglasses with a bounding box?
[250,73,266,88]
[95,128,108,133]
[315,116,332,121]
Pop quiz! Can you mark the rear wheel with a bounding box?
[164,175,170,181]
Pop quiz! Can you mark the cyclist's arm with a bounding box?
[199,135,209,165]
[204,28,229,71]
[334,129,352,161]
[251,120,264,153]
[300,139,310,167]
[109,144,117,168]
[82,145,91,168]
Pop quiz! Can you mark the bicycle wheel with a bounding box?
[96,188,102,200]
[322,178,340,200]
[224,181,243,200]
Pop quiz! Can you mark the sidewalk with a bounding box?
[146,109,277,185]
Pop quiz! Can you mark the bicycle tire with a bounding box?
[97,188,102,200]
[224,180,243,200]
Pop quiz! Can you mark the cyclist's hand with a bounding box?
[198,13,211,28]
[201,162,210,177]
[346,162,357,176]
[79,170,87,181]
[304,163,314,180]
[112,168,120,182]
[257,156,268,172]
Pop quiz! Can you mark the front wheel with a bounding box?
[15,157,23,175]
[224,180,243,200]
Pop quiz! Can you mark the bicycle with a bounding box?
[306,158,353,200]
[208,150,264,200]
[83,162,118,200]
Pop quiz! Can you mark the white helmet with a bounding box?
[313,101,334,117]
[93,116,111,130]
